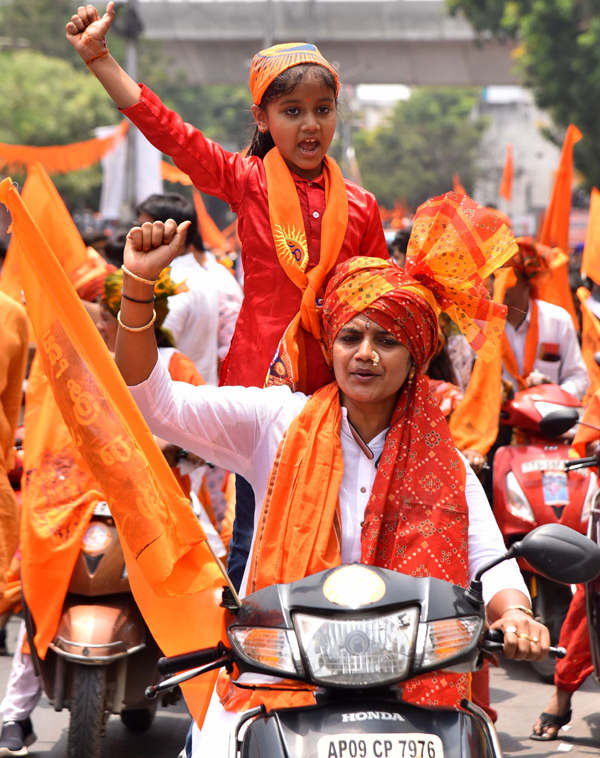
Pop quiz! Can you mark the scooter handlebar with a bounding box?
[158,643,227,676]
[483,629,566,658]
[563,455,599,471]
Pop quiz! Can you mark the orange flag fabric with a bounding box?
[534,246,579,330]
[581,187,600,286]
[453,173,467,196]
[0,177,229,728]
[192,188,228,253]
[20,354,102,658]
[539,124,583,252]
[0,163,89,304]
[577,286,600,404]
[0,121,128,175]
[499,144,513,202]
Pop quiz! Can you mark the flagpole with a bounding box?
[122,0,143,223]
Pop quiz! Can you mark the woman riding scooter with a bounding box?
[114,193,551,758]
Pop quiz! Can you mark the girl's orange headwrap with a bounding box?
[249,42,340,105]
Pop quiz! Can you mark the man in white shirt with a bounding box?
[136,194,220,385]
[502,240,589,401]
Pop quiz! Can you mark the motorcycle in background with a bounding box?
[23,500,181,758]
[148,524,600,758]
[492,384,597,681]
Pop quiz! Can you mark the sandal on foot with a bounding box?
[529,710,572,741]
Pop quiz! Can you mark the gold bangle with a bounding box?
[503,604,534,618]
[117,309,156,333]
[122,265,158,286]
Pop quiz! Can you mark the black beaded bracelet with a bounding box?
[121,289,155,304]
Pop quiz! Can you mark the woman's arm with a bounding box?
[115,220,190,387]
[66,2,140,109]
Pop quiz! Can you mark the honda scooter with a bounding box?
[148,524,600,758]
[492,384,597,680]
[23,500,181,758]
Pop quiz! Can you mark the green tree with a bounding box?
[0,50,117,207]
[352,88,488,209]
[446,0,600,189]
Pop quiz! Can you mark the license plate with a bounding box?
[93,501,112,517]
[317,734,444,758]
[521,459,565,473]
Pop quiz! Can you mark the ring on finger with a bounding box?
[531,636,539,643]
[505,626,517,634]
[518,633,531,641]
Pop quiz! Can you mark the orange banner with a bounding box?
[539,124,583,252]
[452,173,467,196]
[0,176,228,728]
[0,121,128,175]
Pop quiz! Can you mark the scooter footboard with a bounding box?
[241,699,499,758]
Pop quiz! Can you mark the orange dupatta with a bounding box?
[501,299,539,391]
[264,148,348,392]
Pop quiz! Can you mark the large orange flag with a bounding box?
[0,163,89,303]
[534,246,579,330]
[539,124,583,252]
[577,286,600,404]
[0,177,229,728]
[499,144,513,202]
[581,187,600,286]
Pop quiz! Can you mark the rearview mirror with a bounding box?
[509,524,600,585]
[538,409,579,438]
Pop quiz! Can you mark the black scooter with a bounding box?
[148,524,600,758]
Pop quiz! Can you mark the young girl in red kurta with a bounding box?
[66,5,388,394]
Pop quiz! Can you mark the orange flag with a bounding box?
[499,144,513,202]
[453,173,467,196]
[577,286,600,404]
[192,188,228,253]
[0,177,229,729]
[581,187,600,286]
[0,163,89,303]
[0,121,128,175]
[573,387,600,456]
[534,246,579,330]
[20,354,102,658]
[539,124,583,252]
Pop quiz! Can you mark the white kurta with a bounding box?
[130,357,529,757]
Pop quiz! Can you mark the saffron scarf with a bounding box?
[501,299,539,391]
[264,147,348,392]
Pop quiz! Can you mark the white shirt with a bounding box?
[202,253,243,361]
[164,252,220,385]
[503,299,589,400]
[130,358,528,603]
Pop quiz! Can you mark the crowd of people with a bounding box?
[0,2,598,755]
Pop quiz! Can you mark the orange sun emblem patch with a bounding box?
[273,224,309,272]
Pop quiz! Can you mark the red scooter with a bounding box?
[492,384,598,681]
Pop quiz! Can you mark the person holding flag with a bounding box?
[111,193,550,758]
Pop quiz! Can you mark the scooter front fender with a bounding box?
[49,597,146,663]
[240,698,499,758]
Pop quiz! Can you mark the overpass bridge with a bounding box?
[136,0,519,87]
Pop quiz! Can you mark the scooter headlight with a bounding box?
[293,608,419,687]
[229,627,303,677]
[414,616,483,671]
[506,471,536,524]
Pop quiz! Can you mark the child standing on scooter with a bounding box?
[66,4,389,394]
